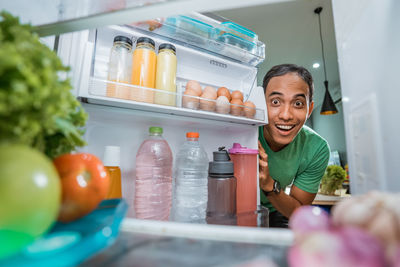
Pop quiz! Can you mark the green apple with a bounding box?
[0,145,61,259]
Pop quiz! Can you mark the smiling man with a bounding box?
[258,64,330,228]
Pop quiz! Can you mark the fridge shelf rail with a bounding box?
[87,77,266,125]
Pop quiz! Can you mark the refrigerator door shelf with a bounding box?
[85,77,266,126]
[133,17,265,66]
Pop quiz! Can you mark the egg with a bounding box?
[203,86,217,99]
[182,89,200,109]
[231,90,243,101]
[230,98,244,116]
[217,87,231,101]
[186,80,202,96]
[216,96,230,114]
[243,101,256,118]
[200,90,217,111]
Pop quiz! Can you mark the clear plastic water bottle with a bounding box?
[135,127,173,220]
[172,132,209,222]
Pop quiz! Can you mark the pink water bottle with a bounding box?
[228,143,258,226]
[135,126,173,220]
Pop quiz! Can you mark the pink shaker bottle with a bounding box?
[228,143,258,226]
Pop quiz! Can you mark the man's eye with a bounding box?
[295,101,304,107]
[271,99,280,105]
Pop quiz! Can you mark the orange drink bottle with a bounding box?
[103,146,122,199]
[107,36,132,99]
[131,37,156,103]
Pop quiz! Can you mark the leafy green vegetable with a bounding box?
[320,165,347,195]
[0,12,87,158]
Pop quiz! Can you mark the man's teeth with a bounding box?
[276,125,294,130]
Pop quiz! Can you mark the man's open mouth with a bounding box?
[276,124,295,131]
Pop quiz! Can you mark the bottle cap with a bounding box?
[103,146,120,167]
[159,43,176,53]
[113,35,133,46]
[186,132,199,138]
[228,143,258,154]
[149,126,163,134]
[136,37,155,48]
[209,147,234,177]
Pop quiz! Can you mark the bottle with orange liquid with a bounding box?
[131,37,157,103]
[107,36,132,99]
[103,146,122,199]
[228,143,258,226]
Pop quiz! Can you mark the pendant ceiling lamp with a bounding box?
[315,7,338,115]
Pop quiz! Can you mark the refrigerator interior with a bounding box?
[61,22,268,217]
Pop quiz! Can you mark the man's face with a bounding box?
[264,73,314,151]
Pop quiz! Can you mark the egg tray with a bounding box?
[181,93,257,119]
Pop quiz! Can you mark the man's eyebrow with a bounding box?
[295,93,307,99]
[268,92,307,99]
[268,91,283,97]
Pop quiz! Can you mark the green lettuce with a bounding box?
[0,12,87,158]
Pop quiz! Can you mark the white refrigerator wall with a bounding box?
[332,0,400,193]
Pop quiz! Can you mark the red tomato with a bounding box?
[53,153,110,223]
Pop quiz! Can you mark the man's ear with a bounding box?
[307,101,314,118]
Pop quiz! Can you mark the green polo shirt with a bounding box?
[258,125,330,212]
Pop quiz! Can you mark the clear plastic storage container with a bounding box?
[163,15,214,44]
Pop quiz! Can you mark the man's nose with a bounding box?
[279,105,293,121]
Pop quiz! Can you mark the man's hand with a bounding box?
[258,142,316,218]
[258,140,274,192]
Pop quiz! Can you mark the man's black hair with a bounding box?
[262,64,314,102]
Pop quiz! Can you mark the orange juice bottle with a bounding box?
[107,36,132,99]
[103,146,122,199]
[131,37,156,103]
